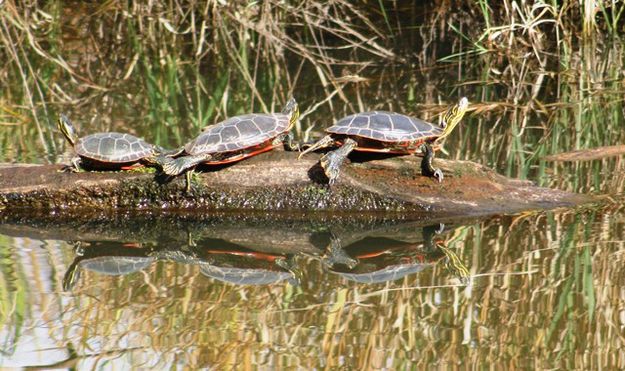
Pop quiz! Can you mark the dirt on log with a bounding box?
[0,151,593,218]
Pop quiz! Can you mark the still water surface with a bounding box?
[1,203,624,368]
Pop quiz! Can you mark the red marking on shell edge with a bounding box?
[346,142,441,155]
[204,249,282,262]
[354,147,416,155]
[354,250,391,259]
[204,144,277,165]
[120,164,144,170]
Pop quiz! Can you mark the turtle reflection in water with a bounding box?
[197,248,299,286]
[63,241,155,291]
[325,224,470,284]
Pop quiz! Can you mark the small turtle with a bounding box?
[57,114,171,172]
[62,242,155,291]
[298,97,469,184]
[156,98,300,192]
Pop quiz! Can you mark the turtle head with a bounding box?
[281,97,300,129]
[58,113,79,146]
[439,97,469,140]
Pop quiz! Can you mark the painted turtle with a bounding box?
[197,250,298,286]
[62,242,155,291]
[199,263,296,286]
[57,114,168,172]
[326,224,469,284]
[333,261,436,284]
[298,97,469,185]
[157,98,300,191]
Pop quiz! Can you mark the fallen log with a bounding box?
[544,145,625,162]
[0,151,593,218]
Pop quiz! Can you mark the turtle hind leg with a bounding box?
[297,135,336,159]
[156,153,212,176]
[420,143,444,183]
[320,138,357,185]
[185,170,193,193]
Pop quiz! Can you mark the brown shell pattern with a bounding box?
[327,111,443,142]
[186,113,290,154]
[76,133,154,163]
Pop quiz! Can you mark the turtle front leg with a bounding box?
[423,223,445,252]
[274,256,301,286]
[272,132,301,152]
[323,235,358,269]
[60,156,83,173]
[420,143,443,183]
[185,170,193,193]
[320,138,357,185]
[297,135,336,159]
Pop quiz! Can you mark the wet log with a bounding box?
[0,151,593,218]
[544,145,625,162]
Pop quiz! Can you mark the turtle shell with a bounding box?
[335,263,428,284]
[200,264,292,286]
[80,256,155,276]
[327,111,443,142]
[186,113,290,155]
[76,132,154,163]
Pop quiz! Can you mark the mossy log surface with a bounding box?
[0,151,592,218]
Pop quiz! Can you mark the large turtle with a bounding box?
[298,97,469,184]
[57,114,170,172]
[157,98,300,192]
[198,250,299,286]
[326,224,469,284]
[199,264,295,286]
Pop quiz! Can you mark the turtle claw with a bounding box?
[298,135,335,159]
[433,169,444,183]
[59,165,77,173]
[60,162,81,173]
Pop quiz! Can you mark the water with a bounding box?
[2,3,625,368]
[0,206,624,368]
